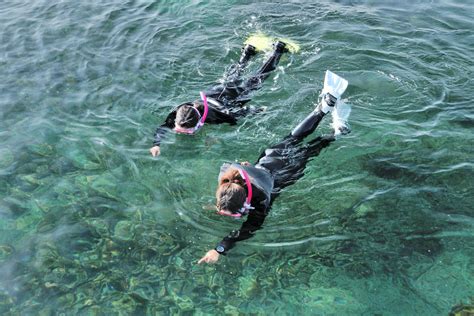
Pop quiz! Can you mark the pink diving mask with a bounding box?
[174,91,209,134]
[217,168,254,218]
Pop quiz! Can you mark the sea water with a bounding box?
[0,0,473,314]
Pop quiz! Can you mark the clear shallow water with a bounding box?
[1,0,473,314]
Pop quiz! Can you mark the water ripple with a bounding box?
[1,0,473,314]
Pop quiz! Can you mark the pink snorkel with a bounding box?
[239,168,253,211]
[217,168,253,218]
[174,92,209,134]
[199,91,209,124]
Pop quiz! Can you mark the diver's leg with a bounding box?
[294,103,351,169]
[255,107,335,191]
[290,110,326,140]
[290,90,344,139]
[255,107,326,168]
[205,44,258,103]
[238,44,258,69]
[304,134,335,157]
[210,42,286,106]
[253,133,319,192]
[255,41,287,78]
[224,44,258,81]
[244,41,288,90]
[274,134,335,191]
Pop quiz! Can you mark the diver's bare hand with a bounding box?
[197,250,220,264]
[149,146,161,157]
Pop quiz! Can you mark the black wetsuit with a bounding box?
[153,44,287,147]
[216,110,335,255]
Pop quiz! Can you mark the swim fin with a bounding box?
[331,101,351,136]
[245,33,273,52]
[322,70,348,100]
[244,32,300,53]
[321,70,351,136]
[277,37,300,53]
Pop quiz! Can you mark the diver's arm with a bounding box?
[198,207,267,264]
[215,204,268,255]
[150,111,176,156]
[197,249,220,264]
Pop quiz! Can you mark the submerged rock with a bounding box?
[300,287,364,314]
[28,143,55,157]
[224,304,240,316]
[0,179,9,194]
[35,164,50,178]
[34,243,61,269]
[64,148,101,170]
[52,179,78,196]
[2,196,29,216]
[79,305,102,316]
[408,251,473,311]
[31,196,59,214]
[90,173,120,200]
[129,287,154,304]
[86,218,110,238]
[49,157,76,175]
[20,174,43,186]
[16,211,43,231]
[73,175,90,189]
[110,294,140,314]
[0,291,14,313]
[0,244,14,260]
[175,295,194,312]
[354,203,375,217]
[449,298,474,316]
[0,148,14,169]
[117,182,153,205]
[238,275,257,298]
[113,221,134,241]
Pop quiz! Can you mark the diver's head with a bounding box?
[216,168,247,216]
[216,183,247,216]
[175,104,200,129]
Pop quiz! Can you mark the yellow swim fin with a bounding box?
[277,37,300,53]
[244,33,274,52]
[244,33,300,53]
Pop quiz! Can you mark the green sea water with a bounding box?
[1,0,473,315]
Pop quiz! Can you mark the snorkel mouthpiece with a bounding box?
[217,209,243,218]
[217,203,252,218]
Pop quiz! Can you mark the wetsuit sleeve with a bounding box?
[153,110,176,146]
[215,204,268,255]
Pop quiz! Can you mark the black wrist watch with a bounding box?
[215,245,225,254]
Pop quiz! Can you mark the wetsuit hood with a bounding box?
[174,92,210,134]
[219,162,274,209]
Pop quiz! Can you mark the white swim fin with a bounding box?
[321,70,351,136]
[322,70,348,100]
[319,70,348,113]
[331,101,351,136]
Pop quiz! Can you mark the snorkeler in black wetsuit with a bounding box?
[198,71,351,264]
[149,41,289,156]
